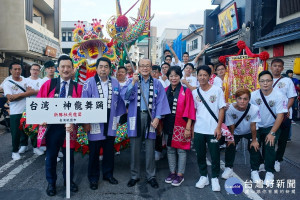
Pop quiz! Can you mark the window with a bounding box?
[280,0,300,18]
[62,32,66,41]
[190,39,198,51]
[68,32,72,41]
[33,14,42,25]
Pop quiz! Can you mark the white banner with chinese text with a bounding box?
[26,98,107,124]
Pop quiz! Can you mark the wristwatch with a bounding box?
[270,132,276,136]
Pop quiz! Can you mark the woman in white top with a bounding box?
[181,63,197,91]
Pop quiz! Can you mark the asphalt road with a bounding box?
[0,124,299,200]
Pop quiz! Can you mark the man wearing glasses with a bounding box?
[26,64,44,97]
[250,70,287,187]
[124,59,170,189]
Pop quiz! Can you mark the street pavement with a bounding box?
[0,122,299,200]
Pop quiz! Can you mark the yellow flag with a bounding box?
[139,0,151,36]
[116,0,122,16]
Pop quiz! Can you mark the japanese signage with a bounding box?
[26,98,107,124]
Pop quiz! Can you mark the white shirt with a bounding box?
[159,76,170,88]
[59,79,71,98]
[119,77,129,89]
[193,85,226,135]
[213,76,223,88]
[0,75,24,90]
[41,77,50,85]
[226,103,261,135]
[170,57,181,67]
[273,77,297,119]
[196,76,223,88]
[177,60,196,71]
[250,89,288,128]
[99,76,108,98]
[181,75,197,88]
[3,77,28,115]
[26,77,44,98]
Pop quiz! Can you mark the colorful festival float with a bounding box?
[72,0,153,155]
[20,0,153,155]
[218,40,270,103]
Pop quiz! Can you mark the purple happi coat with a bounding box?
[81,76,126,141]
[124,78,171,139]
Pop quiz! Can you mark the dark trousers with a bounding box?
[276,119,291,162]
[194,133,220,178]
[222,133,260,170]
[257,127,280,173]
[10,114,35,152]
[45,124,74,185]
[88,137,115,183]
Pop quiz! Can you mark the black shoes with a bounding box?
[148,178,159,189]
[103,177,119,185]
[90,182,98,190]
[46,183,56,196]
[127,178,140,187]
[64,181,79,192]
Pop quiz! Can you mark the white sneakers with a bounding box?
[264,172,274,187]
[251,170,262,184]
[18,146,29,154]
[211,178,221,191]
[39,146,47,151]
[221,167,233,179]
[259,164,266,172]
[195,176,220,191]
[195,176,209,188]
[274,161,280,172]
[12,152,21,160]
[33,148,44,156]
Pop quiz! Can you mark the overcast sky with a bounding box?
[61,0,217,37]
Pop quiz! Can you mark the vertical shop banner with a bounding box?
[226,56,264,103]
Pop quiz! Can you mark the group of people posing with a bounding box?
[2,46,297,197]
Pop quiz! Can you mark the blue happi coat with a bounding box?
[81,76,126,141]
[123,77,170,139]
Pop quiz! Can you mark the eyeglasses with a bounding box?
[139,65,151,69]
[259,79,273,83]
[30,69,40,71]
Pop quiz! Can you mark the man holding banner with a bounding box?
[37,55,82,196]
[82,57,126,190]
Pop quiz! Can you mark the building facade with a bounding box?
[182,24,204,66]
[157,28,189,65]
[203,0,255,64]
[61,21,88,55]
[0,0,61,80]
[253,0,300,72]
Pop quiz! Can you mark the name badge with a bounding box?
[90,123,101,134]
